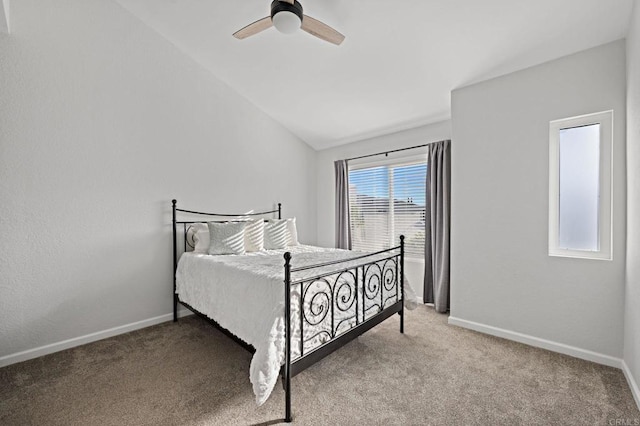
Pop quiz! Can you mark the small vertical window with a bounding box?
[549,111,613,260]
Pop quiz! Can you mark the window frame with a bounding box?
[548,110,613,260]
[348,153,428,260]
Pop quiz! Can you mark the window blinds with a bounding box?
[348,160,427,259]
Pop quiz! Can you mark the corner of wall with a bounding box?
[1,0,10,34]
[622,360,640,411]
[624,0,640,411]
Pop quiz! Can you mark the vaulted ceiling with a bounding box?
[115,0,633,150]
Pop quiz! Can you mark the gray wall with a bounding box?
[625,1,640,405]
[449,40,627,360]
[0,0,316,363]
[316,120,452,300]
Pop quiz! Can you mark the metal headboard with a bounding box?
[171,199,281,320]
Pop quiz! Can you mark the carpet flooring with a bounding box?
[1,306,638,425]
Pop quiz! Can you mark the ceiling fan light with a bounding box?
[270,0,303,35]
[272,11,301,34]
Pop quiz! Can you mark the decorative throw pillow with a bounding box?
[188,223,209,253]
[207,221,247,255]
[264,220,288,250]
[286,217,299,246]
[244,219,265,252]
[264,218,298,249]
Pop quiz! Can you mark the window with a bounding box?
[549,111,613,260]
[348,155,427,259]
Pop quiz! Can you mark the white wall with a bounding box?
[316,120,452,300]
[0,0,316,363]
[624,1,640,407]
[450,41,626,361]
[0,0,9,34]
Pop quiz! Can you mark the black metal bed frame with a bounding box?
[171,200,405,423]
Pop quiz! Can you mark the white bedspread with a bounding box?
[175,245,417,405]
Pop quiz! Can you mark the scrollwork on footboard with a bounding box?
[290,250,401,359]
[283,237,405,423]
[363,257,399,321]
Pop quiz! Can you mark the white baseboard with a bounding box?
[2,298,426,369]
[622,360,640,410]
[448,316,622,368]
[0,309,193,368]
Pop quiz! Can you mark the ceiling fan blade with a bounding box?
[233,16,273,39]
[301,15,345,45]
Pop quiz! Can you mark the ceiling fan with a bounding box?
[233,0,345,46]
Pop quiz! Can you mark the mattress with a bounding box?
[175,244,417,405]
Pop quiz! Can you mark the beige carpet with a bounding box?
[1,306,638,425]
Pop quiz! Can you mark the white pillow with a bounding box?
[287,217,299,246]
[193,220,264,253]
[207,221,247,255]
[188,223,209,253]
[244,219,265,252]
[264,218,298,250]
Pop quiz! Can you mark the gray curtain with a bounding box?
[424,140,451,313]
[334,159,352,249]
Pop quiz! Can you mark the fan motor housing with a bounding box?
[271,0,303,21]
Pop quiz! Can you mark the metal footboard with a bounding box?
[282,237,405,422]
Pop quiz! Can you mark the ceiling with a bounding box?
[115,0,633,150]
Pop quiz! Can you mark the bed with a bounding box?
[171,200,416,422]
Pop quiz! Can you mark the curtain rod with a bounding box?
[346,142,430,162]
